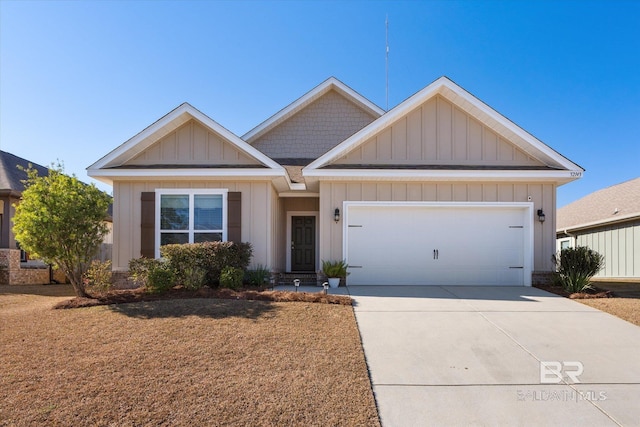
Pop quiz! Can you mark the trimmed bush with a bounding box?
[160,241,252,287]
[83,260,113,292]
[552,246,605,293]
[146,263,176,293]
[220,266,244,290]
[245,264,271,287]
[128,257,163,288]
[182,266,207,290]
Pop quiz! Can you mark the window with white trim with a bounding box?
[156,189,227,254]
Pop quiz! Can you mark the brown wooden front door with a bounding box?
[291,216,316,272]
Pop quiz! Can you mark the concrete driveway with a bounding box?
[349,286,640,426]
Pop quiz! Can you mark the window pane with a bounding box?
[194,195,222,230]
[161,233,189,246]
[194,233,223,243]
[161,195,189,230]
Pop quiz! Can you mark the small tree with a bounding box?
[12,164,111,297]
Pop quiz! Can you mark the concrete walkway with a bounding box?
[349,286,640,426]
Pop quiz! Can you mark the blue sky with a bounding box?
[1,0,638,207]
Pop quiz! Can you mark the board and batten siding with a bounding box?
[576,220,640,279]
[124,120,260,166]
[335,95,544,166]
[112,180,275,271]
[319,181,556,273]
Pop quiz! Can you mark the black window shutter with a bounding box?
[227,192,241,242]
[140,192,155,258]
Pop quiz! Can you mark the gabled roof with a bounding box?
[88,103,285,178]
[557,177,640,232]
[304,76,583,181]
[0,151,49,196]
[242,77,385,143]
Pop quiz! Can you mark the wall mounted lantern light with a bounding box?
[334,208,340,223]
[537,209,546,223]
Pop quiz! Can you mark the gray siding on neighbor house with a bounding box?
[575,219,640,279]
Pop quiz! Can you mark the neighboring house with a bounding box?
[0,150,112,285]
[557,177,640,281]
[0,151,51,284]
[88,76,583,286]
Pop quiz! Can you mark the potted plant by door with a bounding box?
[321,260,349,288]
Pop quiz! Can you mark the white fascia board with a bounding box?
[305,76,583,173]
[558,212,640,233]
[242,77,384,142]
[88,103,283,171]
[303,168,583,183]
[88,103,192,170]
[88,168,286,179]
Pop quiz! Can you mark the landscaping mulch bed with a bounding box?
[534,283,614,299]
[55,286,352,309]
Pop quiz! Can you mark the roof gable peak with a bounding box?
[242,77,384,143]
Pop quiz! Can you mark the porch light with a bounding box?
[537,209,546,223]
[334,208,340,223]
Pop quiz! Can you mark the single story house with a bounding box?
[88,76,583,286]
[557,177,640,281]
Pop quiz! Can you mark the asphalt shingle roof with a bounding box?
[0,151,49,194]
[557,177,640,231]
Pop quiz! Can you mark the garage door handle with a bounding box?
[509,266,524,269]
[433,249,439,260]
[349,265,362,268]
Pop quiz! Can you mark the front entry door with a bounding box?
[291,216,316,272]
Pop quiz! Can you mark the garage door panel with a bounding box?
[346,204,529,286]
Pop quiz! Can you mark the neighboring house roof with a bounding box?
[305,76,583,184]
[557,177,640,232]
[0,151,49,197]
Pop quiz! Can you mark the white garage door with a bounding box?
[345,203,531,286]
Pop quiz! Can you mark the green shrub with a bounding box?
[128,257,163,288]
[83,260,113,292]
[322,260,349,278]
[220,266,244,290]
[182,266,207,290]
[160,241,252,287]
[146,263,176,293]
[245,264,271,287]
[552,246,605,293]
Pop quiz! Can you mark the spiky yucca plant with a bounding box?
[552,246,604,293]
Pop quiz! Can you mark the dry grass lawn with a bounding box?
[577,282,640,327]
[0,285,380,426]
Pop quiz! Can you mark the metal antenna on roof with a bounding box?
[385,14,389,111]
